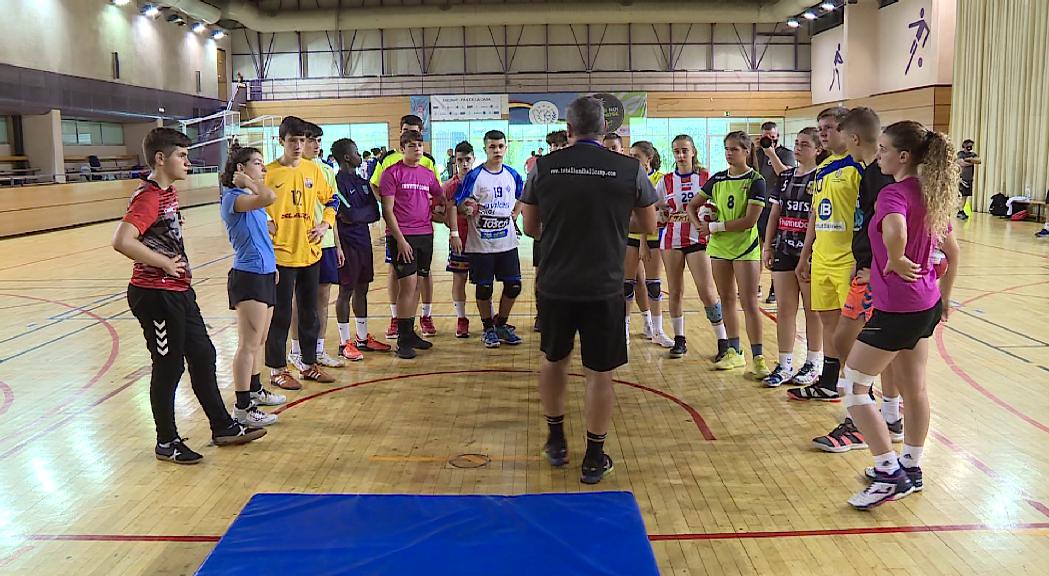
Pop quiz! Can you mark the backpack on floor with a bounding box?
[989,193,1008,217]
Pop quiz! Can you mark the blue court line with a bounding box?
[944,324,1049,374]
[0,293,125,347]
[956,308,1049,346]
[0,254,232,365]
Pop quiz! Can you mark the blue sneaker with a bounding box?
[1036,228,1049,238]
[496,324,522,345]
[483,327,501,348]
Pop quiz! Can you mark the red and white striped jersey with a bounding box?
[658,170,709,250]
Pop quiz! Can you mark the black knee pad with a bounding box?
[645,280,662,300]
[476,283,494,301]
[624,280,636,300]
[503,281,522,299]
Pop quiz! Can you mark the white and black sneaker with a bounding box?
[212,422,267,446]
[251,387,287,406]
[864,462,922,491]
[790,361,820,385]
[234,403,278,427]
[762,364,792,388]
[849,467,915,510]
[155,437,203,465]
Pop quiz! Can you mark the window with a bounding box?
[0,117,9,145]
[629,117,786,175]
[61,119,125,146]
[317,122,389,159]
[432,120,511,175]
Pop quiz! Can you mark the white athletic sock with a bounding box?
[874,451,900,474]
[422,303,433,317]
[453,301,466,319]
[712,321,727,341]
[778,353,793,373]
[270,367,283,377]
[671,316,685,337]
[624,318,631,340]
[337,322,351,344]
[651,314,663,334]
[290,339,301,355]
[806,350,822,365]
[390,304,398,318]
[900,444,923,468]
[356,318,369,341]
[316,339,325,354]
[882,395,902,423]
[641,309,652,326]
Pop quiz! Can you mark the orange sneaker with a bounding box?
[356,334,392,352]
[420,315,437,337]
[385,317,398,340]
[455,317,470,338]
[340,341,364,361]
[300,364,335,383]
[270,370,302,391]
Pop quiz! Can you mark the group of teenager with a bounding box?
[114,96,960,508]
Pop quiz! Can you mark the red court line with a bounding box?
[0,381,12,417]
[273,369,716,441]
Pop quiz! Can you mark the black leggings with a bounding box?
[267,263,321,368]
[128,285,234,444]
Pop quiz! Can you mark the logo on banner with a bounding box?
[906,8,931,75]
[830,43,843,91]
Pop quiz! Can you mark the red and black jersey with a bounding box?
[769,167,816,257]
[121,179,191,291]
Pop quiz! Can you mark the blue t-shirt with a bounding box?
[220,186,277,274]
[335,169,376,248]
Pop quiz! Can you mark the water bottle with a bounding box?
[1025,185,1032,200]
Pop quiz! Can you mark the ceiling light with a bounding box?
[191,22,206,33]
[820,2,836,11]
[211,29,226,40]
[110,0,131,6]
[786,18,800,28]
[142,3,160,17]
[802,11,817,20]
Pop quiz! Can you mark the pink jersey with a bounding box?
[659,170,709,250]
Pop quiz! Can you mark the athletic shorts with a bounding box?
[771,252,801,272]
[389,234,434,279]
[959,179,973,198]
[538,294,627,372]
[319,247,340,285]
[627,230,662,249]
[677,242,706,255]
[469,248,522,285]
[810,264,852,311]
[447,251,470,274]
[384,240,393,265]
[841,277,874,321]
[227,269,276,310]
[338,240,374,287]
[857,301,942,352]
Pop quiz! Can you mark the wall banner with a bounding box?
[508,92,647,135]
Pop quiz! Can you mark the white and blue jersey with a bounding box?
[455,164,525,254]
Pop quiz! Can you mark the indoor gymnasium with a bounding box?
[2,0,1049,574]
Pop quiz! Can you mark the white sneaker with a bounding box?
[642,320,654,340]
[316,351,345,368]
[652,332,675,348]
[288,353,308,372]
[234,404,278,427]
[250,387,286,406]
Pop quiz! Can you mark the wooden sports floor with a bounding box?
[1,207,1048,575]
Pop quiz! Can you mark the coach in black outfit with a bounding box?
[521,96,659,484]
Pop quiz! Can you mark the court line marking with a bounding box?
[0,381,12,417]
[272,368,717,441]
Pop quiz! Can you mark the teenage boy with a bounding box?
[114,127,266,464]
[381,130,462,359]
[456,130,525,348]
[370,115,443,339]
[443,140,476,338]
[264,116,338,390]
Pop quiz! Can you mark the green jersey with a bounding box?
[699,169,766,261]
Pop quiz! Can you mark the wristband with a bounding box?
[450,231,460,238]
[709,221,726,234]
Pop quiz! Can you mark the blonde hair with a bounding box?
[883,121,959,237]
[671,134,704,174]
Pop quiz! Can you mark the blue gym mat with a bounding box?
[196,492,660,576]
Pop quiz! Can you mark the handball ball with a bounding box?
[462,198,479,216]
[698,204,718,222]
[430,197,447,222]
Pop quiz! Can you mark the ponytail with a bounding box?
[220,146,262,189]
[631,140,662,173]
[883,121,958,237]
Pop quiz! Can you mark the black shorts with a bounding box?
[627,237,661,249]
[469,248,522,285]
[389,234,434,279]
[227,269,276,310]
[318,247,340,285]
[538,294,627,372]
[677,242,706,255]
[532,238,541,268]
[857,301,942,352]
[771,252,801,272]
[959,180,973,198]
[338,240,374,287]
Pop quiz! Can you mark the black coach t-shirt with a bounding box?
[853,160,895,271]
[520,140,659,301]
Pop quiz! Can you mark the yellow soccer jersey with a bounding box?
[811,153,863,269]
[264,158,336,267]
[312,158,338,249]
[648,170,664,187]
[369,151,441,189]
